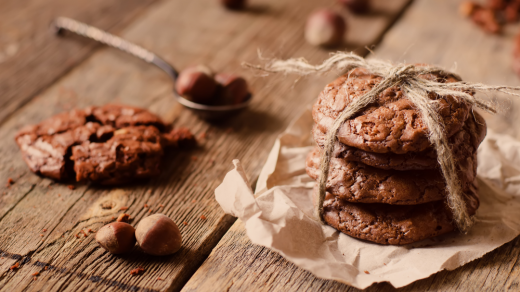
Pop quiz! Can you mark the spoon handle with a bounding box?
[52,17,178,80]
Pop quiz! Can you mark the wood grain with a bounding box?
[0,0,159,124]
[181,0,520,291]
[0,0,410,291]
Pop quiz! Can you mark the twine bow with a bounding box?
[244,52,520,233]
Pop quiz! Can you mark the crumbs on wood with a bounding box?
[130,267,145,276]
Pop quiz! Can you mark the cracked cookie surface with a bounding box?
[320,186,479,245]
[313,111,487,170]
[306,147,477,205]
[312,68,471,154]
[15,104,194,184]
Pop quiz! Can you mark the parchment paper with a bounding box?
[215,109,520,289]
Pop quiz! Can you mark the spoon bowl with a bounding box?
[175,94,252,120]
[52,17,251,121]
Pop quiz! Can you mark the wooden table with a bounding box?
[0,0,518,291]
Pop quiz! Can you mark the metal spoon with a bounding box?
[52,17,252,120]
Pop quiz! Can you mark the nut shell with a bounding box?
[135,214,182,256]
[305,10,346,47]
[214,73,250,105]
[175,69,217,104]
[95,222,136,254]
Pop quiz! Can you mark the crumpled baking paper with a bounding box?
[215,109,520,289]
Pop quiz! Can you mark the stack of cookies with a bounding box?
[305,68,487,245]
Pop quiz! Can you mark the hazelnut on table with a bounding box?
[305,9,346,47]
[135,214,182,256]
[95,222,136,254]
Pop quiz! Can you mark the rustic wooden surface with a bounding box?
[0,0,160,124]
[0,0,411,291]
[181,0,520,291]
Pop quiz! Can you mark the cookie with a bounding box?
[15,121,104,180]
[305,147,477,205]
[320,185,479,245]
[84,104,168,131]
[312,68,471,154]
[71,126,164,185]
[313,111,487,170]
[15,104,194,184]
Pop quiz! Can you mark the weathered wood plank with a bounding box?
[0,0,159,124]
[0,0,410,291]
[180,0,520,291]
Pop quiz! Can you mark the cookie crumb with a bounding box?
[117,213,130,223]
[364,270,370,274]
[68,185,75,190]
[198,132,207,140]
[119,206,129,211]
[157,277,164,281]
[6,178,14,186]
[32,272,39,276]
[144,204,148,208]
[183,221,188,225]
[10,263,19,270]
[43,229,47,232]
[200,215,207,220]
[130,267,145,276]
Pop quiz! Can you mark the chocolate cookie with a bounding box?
[305,147,477,205]
[320,186,479,245]
[15,104,194,184]
[71,126,165,185]
[312,68,471,154]
[313,111,487,170]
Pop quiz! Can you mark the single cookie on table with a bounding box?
[84,104,168,131]
[312,68,472,154]
[15,104,194,184]
[312,111,487,170]
[317,186,479,245]
[306,147,477,205]
[72,126,165,185]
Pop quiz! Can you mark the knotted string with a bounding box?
[244,52,520,233]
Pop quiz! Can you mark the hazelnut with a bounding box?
[459,1,478,17]
[214,73,250,105]
[175,67,217,104]
[305,10,346,47]
[471,7,501,34]
[338,0,370,14]
[220,0,246,10]
[135,214,182,256]
[95,222,136,254]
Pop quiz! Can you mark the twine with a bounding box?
[243,52,520,233]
